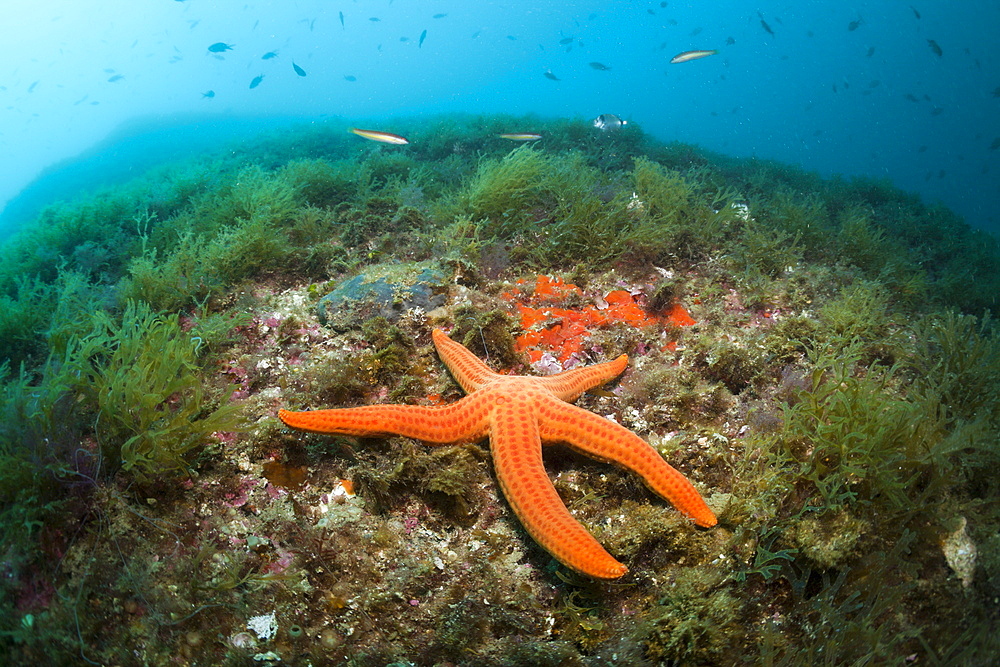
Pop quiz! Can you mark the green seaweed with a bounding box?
[72,301,243,479]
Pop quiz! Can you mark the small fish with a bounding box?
[989,138,1000,151]
[507,35,517,41]
[292,62,306,77]
[930,107,944,116]
[499,133,542,141]
[559,37,574,45]
[369,17,380,22]
[543,70,560,81]
[249,74,264,89]
[339,11,345,29]
[400,36,409,42]
[107,74,124,82]
[726,36,736,45]
[208,42,234,53]
[262,51,279,59]
[911,6,921,19]
[993,87,1000,97]
[866,46,875,57]
[848,18,863,31]
[344,75,357,82]
[670,49,718,64]
[918,145,928,152]
[593,114,627,131]
[760,18,774,36]
[904,93,919,102]
[433,13,447,19]
[927,39,942,57]
[419,29,427,47]
[202,90,215,98]
[589,62,611,70]
[349,128,409,144]
[471,30,482,39]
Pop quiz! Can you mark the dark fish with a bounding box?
[993,87,1000,97]
[369,17,380,22]
[433,13,447,19]
[647,9,655,15]
[690,27,703,36]
[848,18,863,31]
[202,90,215,98]
[400,36,409,42]
[262,51,279,59]
[589,61,610,70]
[918,145,928,152]
[543,70,560,81]
[911,6,921,19]
[292,62,306,77]
[344,75,357,82]
[726,36,736,45]
[419,29,427,47]
[593,114,626,131]
[866,46,875,57]
[107,74,124,82]
[927,39,942,57]
[660,1,667,6]
[760,18,774,36]
[559,37,574,45]
[249,74,264,89]
[931,107,944,116]
[904,93,919,102]
[339,11,344,29]
[207,42,233,52]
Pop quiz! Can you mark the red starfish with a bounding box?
[279,328,716,578]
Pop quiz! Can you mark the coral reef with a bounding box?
[0,113,998,664]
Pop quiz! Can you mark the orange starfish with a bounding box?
[278,328,716,579]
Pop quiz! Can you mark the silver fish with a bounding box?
[593,114,627,131]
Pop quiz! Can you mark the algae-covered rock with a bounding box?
[316,262,448,330]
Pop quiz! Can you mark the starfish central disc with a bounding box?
[278,328,716,579]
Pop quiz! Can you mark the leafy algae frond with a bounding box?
[72,301,242,479]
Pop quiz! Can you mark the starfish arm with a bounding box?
[490,391,629,579]
[534,354,629,402]
[536,399,717,528]
[432,328,501,392]
[278,396,490,444]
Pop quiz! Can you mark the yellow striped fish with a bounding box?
[349,127,410,144]
[669,49,718,64]
[498,133,542,141]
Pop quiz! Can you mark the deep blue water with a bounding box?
[1,0,998,238]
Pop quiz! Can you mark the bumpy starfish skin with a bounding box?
[279,328,716,579]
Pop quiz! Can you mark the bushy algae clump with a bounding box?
[0,113,998,664]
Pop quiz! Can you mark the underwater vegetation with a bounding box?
[0,113,998,664]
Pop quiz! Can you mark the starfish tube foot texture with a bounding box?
[278,328,716,579]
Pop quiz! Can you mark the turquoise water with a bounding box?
[1,0,998,237]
